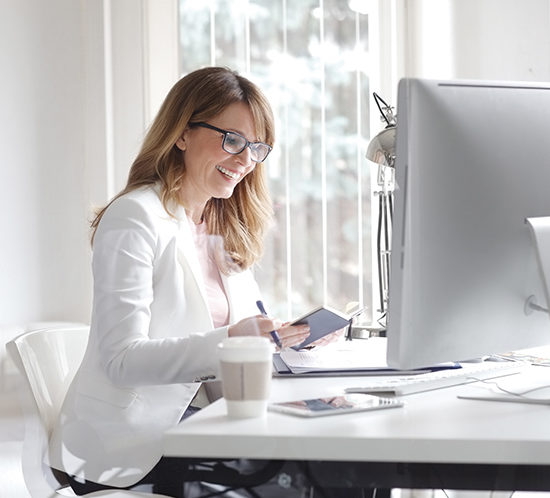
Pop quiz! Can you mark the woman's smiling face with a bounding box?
[176,102,258,206]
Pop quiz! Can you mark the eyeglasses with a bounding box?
[193,122,272,163]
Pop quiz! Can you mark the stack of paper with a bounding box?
[279,338,396,374]
[276,337,457,375]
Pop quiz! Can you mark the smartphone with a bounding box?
[268,393,403,417]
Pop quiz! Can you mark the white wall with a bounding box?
[397,0,550,82]
[1,0,550,329]
[1,0,90,325]
[450,0,550,81]
[0,0,165,328]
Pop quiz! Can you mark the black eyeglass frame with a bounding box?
[192,122,272,163]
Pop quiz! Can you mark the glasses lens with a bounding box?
[250,143,271,162]
[221,130,271,162]
[222,132,247,155]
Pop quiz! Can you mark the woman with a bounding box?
[48,67,310,494]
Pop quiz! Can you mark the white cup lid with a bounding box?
[218,336,274,362]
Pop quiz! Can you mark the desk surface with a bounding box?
[163,364,550,466]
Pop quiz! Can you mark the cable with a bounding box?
[467,376,550,401]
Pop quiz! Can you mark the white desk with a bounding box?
[163,365,550,492]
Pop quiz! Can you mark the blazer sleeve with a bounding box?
[90,194,228,387]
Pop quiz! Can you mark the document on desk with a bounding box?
[278,338,427,375]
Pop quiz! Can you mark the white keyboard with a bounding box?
[344,360,525,396]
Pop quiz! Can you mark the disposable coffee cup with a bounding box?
[217,336,274,418]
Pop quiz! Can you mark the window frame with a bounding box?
[96,0,402,322]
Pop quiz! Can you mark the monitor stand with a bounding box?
[458,217,550,407]
[526,216,550,315]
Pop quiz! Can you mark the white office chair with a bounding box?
[6,326,171,498]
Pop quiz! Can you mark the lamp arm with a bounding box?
[373,92,396,127]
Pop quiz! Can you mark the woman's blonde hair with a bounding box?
[91,67,275,272]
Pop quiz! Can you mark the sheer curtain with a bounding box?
[179,0,378,322]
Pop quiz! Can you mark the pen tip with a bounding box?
[256,300,267,316]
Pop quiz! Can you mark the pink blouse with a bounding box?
[188,219,230,328]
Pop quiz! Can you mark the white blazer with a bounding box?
[49,185,262,487]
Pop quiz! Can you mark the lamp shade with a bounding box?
[366,126,396,167]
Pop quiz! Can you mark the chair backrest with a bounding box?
[6,326,176,497]
[6,325,90,436]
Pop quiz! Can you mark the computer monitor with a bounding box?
[386,78,550,369]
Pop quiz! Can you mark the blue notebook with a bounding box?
[289,305,364,350]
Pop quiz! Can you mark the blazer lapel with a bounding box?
[176,214,213,329]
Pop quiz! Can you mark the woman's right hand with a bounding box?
[228,315,310,349]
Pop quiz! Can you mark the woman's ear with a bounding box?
[175,128,189,151]
[175,136,186,151]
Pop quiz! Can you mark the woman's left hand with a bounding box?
[305,327,346,348]
[275,322,310,349]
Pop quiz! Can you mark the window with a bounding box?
[179,0,381,322]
